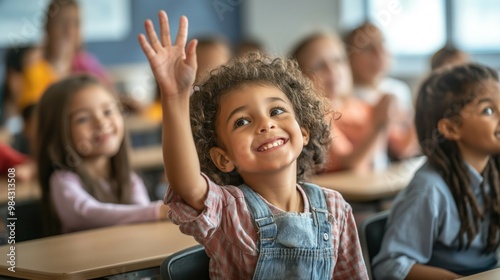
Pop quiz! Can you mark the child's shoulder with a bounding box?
[410,161,447,190]
[403,161,452,201]
[49,169,80,185]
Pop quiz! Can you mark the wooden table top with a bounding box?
[310,156,426,202]
[0,221,198,280]
[0,145,164,204]
[458,268,500,280]
[125,114,160,134]
[129,145,164,170]
[0,177,40,204]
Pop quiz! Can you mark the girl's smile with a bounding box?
[69,85,124,159]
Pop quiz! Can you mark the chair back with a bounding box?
[359,210,389,280]
[0,199,43,244]
[160,244,210,280]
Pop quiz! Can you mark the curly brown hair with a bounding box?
[190,52,332,186]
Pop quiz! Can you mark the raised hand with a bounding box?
[138,11,197,96]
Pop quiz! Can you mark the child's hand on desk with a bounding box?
[158,203,170,221]
[138,10,198,97]
[14,161,36,182]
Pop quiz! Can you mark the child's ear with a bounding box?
[301,127,310,146]
[437,118,461,141]
[209,147,235,173]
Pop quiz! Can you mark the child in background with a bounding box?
[12,104,36,156]
[18,0,111,112]
[373,63,500,279]
[236,38,266,57]
[291,32,394,173]
[1,45,41,125]
[35,75,168,236]
[344,22,418,163]
[139,11,367,279]
[430,45,471,71]
[195,36,232,82]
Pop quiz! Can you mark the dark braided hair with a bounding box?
[415,63,500,251]
[190,52,332,186]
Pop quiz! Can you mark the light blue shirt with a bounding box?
[372,160,497,280]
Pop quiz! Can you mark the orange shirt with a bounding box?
[322,98,377,173]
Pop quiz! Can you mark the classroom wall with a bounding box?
[243,0,341,56]
[0,0,242,76]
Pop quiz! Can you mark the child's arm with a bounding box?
[138,11,207,211]
[406,264,462,280]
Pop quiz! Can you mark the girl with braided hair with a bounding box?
[372,63,500,280]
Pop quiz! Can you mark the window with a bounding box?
[367,0,446,55]
[453,0,500,52]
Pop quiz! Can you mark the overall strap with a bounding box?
[301,182,329,226]
[238,184,276,240]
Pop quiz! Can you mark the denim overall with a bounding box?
[239,183,334,280]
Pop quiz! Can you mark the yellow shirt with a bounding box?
[18,59,58,111]
[143,101,162,123]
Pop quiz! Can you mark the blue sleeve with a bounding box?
[372,181,441,280]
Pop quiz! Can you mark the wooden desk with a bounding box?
[130,145,164,170]
[458,268,500,280]
[0,222,198,280]
[0,178,40,204]
[0,146,164,204]
[125,114,160,134]
[310,156,426,202]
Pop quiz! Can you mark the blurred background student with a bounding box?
[344,21,419,165]
[236,38,267,57]
[430,45,471,71]
[0,45,41,126]
[195,36,232,83]
[18,0,111,114]
[292,32,393,173]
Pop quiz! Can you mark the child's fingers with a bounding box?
[185,39,198,69]
[145,19,163,51]
[159,10,172,47]
[138,34,156,59]
[175,16,189,48]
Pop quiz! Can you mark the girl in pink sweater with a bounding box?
[35,75,168,235]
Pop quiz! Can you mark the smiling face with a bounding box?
[454,80,500,160]
[296,35,353,99]
[210,84,309,178]
[68,85,124,160]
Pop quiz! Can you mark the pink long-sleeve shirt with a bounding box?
[50,170,162,233]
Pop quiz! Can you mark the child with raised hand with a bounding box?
[36,75,168,235]
[138,11,368,280]
[372,63,500,279]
